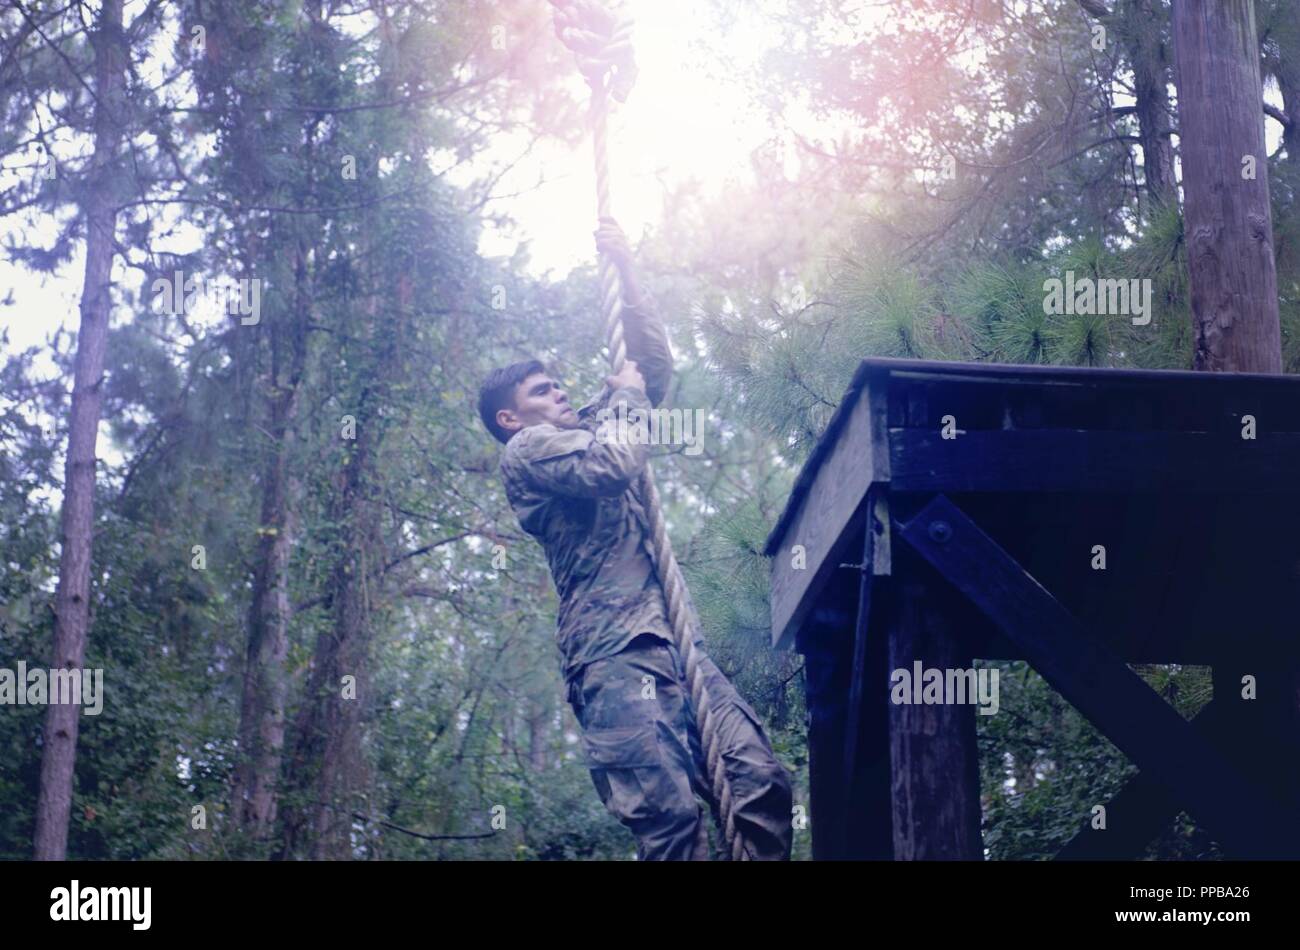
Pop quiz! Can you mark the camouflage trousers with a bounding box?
[567,633,794,860]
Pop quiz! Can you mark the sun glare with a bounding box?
[474,0,778,277]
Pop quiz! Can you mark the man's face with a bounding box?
[497,372,580,437]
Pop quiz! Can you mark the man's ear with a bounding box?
[496,406,522,435]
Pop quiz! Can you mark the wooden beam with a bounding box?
[1058,653,1300,860]
[769,378,889,650]
[1054,700,1225,860]
[897,494,1299,859]
[889,429,1300,493]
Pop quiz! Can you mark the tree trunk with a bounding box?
[33,0,126,861]
[1075,0,1178,210]
[279,396,380,859]
[526,700,549,772]
[229,239,308,843]
[1121,0,1178,209]
[1172,0,1282,372]
[1267,4,1300,163]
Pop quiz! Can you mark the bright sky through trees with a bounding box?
[0,0,782,354]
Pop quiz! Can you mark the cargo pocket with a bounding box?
[581,725,666,823]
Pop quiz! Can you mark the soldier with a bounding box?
[478,218,793,860]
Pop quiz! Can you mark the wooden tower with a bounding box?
[766,358,1300,860]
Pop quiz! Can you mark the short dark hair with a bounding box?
[478,359,546,444]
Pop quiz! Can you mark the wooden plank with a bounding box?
[769,378,889,650]
[890,429,1300,493]
[861,355,1300,389]
[897,494,1300,858]
[889,373,1290,434]
[764,364,876,556]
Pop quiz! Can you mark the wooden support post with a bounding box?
[800,614,854,860]
[843,493,882,783]
[1212,653,1300,806]
[842,490,893,859]
[1206,497,1300,813]
[898,493,1300,859]
[885,546,984,860]
[799,516,894,860]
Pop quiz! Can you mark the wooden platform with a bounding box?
[765,358,1300,860]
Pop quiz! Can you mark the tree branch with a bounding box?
[1264,102,1292,128]
[1074,0,1110,17]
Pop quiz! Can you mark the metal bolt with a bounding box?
[928,520,953,543]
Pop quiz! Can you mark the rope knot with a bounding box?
[548,0,638,101]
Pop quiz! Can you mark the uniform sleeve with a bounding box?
[620,294,673,408]
[509,387,652,498]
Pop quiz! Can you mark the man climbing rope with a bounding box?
[478,218,793,860]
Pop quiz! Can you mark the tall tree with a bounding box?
[1172,0,1282,371]
[189,4,318,847]
[1075,1,1178,209]
[33,0,128,861]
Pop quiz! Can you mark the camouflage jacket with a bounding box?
[500,297,677,684]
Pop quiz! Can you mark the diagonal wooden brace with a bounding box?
[1054,698,1223,860]
[896,493,1299,860]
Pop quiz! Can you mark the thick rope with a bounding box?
[548,0,752,861]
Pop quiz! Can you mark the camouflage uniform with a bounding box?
[499,298,793,860]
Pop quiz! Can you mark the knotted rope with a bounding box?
[547,0,753,861]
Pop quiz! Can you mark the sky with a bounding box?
[0,0,778,356]
[469,0,776,276]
